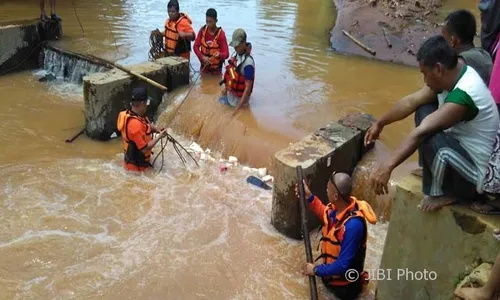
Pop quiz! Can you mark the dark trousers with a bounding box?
[324,279,362,300]
[415,103,478,199]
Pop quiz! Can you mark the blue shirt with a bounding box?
[308,195,365,277]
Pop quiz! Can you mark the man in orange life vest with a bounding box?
[193,8,229,74]
[116,87,167,172]
[218,28,255,116]
[296,172,377,300]
[162,0,195,60]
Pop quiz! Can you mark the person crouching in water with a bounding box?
[117,87,167,172]
[193,8,229,74]
[219,28,255,115]
[296,172,377,300]
[163,0,195,60]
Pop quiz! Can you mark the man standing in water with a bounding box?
[193,8,229,74]
[40,0,61,21]
[163,0,195,60]
[219,28,255,115]
[296,172,376,300]
[117,87,167,172]
[367,36,499,212]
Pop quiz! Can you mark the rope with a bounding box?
[151,60,213,172]
[149,29,165,61]
[73,0,85,38]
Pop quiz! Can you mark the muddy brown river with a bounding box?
[0,0,476,299]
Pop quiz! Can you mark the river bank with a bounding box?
[331,0,443,66]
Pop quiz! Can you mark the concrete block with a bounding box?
[83,57,189,140]
[154,57,190,92]
[39,19,62,41]
[271,121,365,239]
[0,19,42,75]
[376,175,500,300]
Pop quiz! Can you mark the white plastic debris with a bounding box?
[262,175,274,183]
[110,132,118,139]
[200,153,207,160]
[205,148,211,154]
[189,142,204,153]
[242,166,251,172]
[228,156,238,163]
[258,168,267,177]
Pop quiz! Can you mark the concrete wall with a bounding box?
[376,175,500,300]
[0,19,62,75]
[271,113,375,239]
[83,57,189,140]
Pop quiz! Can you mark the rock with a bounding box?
[369,0,377,7]
[258,168,267,177]
[39,73,57,82]
[455,263,493,291]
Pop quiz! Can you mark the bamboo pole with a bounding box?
[342,30,376,56]
[382,27,392,48]
[87,54,169,92]
[296,166,318,300]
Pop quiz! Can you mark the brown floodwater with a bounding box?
[0,0,476,299]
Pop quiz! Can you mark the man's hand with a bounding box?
[364,121,383,146]
[295,179,312,199]
[303,263,316,276]
[158,129,168,139]
[371,163,392,195]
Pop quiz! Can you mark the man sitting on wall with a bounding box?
[296,172,376,300]
[367,36,499,212]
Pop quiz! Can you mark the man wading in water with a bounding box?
[295,172,376,300]
[367,35,499,212]
[116,87,167,172]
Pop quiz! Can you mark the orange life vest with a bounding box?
[200,25,223,72]
[316,197,377,287]
[164,13,191,56]
[116,110,153,169]
[223,51,253,98]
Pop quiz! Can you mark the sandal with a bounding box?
[470,200,500,215]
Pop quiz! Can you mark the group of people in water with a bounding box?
[113,0,500,299]
[116,0,255,172]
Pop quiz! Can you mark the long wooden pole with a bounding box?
[87,54,169,91]
[342,30,377,56]
[296,166,318,300]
